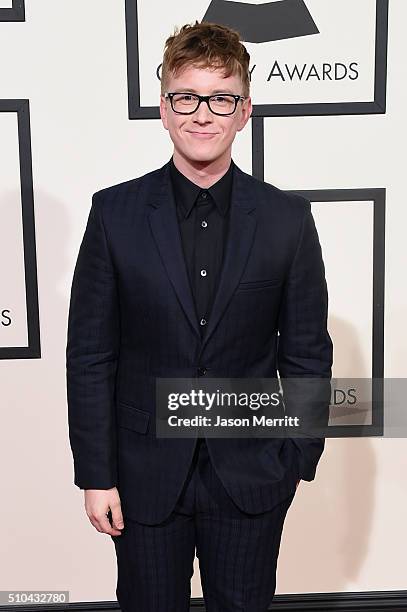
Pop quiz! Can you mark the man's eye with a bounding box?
[212,96,226,102]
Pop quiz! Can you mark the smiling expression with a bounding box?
[160,65,252,168]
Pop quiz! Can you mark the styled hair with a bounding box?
[161,21,250,97]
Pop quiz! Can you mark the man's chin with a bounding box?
[184,148,224,164]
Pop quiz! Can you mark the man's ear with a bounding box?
[160,95,169,130]
[237,96,252,132]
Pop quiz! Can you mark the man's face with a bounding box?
[160,64,252,166]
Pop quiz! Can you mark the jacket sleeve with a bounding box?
[66,191,120,490]
[277,199,333,481]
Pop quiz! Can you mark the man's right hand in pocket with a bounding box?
[84,487,124,536]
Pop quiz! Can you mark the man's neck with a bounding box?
[172,150,232,189]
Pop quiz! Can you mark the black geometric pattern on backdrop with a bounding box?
[250,118,385,437]
[203,0,319,43]
[0,100,40,360]
[0,0,25,21]
[125,0,388,119]
[287,187,386,439]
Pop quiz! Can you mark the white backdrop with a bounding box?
[0,0,406,602]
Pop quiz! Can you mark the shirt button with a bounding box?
[200,269,207,277]
[201,220,208,228]
[200,318,207,326]
[201,191,208,199]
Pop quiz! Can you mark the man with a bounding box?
[66,21,333,612]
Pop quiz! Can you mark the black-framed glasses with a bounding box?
[164,92,246,116]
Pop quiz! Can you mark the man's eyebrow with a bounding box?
[172,88,235,94]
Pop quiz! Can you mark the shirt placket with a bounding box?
[194,191,215,336]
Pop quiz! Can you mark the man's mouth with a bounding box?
[187,131,218,139]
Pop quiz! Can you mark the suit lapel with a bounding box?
[148,163,201,340]
[148,161,258,349]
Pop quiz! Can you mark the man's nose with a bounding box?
[193,100,213,122]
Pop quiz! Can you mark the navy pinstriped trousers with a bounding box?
[111,438,296,612]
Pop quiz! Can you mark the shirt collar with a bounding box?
[169,156,234,219]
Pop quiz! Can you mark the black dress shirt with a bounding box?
[169,156,234,338]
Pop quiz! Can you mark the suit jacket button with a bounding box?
[197,367,207,376]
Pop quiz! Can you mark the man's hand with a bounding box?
[84,487,124,536]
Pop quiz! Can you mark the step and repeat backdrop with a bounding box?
[1,0,406,603]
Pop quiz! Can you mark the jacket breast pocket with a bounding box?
[235,278,283,293]
[117,401,150,434]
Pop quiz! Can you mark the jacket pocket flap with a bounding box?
[117,402,150,434]
[236,278,283,292]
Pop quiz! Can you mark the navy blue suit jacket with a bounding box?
[66,159,333,525]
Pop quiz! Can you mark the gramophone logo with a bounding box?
[125,0,388,117]
[202,0,319,43]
